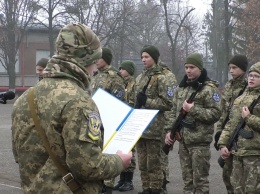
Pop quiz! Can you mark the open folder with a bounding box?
[92,88,159,154]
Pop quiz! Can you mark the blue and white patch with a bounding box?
[167,86,174,97]
[114,88,123,99]
[212,93,220,102]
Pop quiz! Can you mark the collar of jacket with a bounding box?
[144,65,162,76]
[179,68,209,89]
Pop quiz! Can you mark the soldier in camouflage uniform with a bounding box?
[91,47,125,101]
[159,62,177,194]
[218,62,260,194]
[214,55,248,194]
[130,45,175,194]
[36,58,48,81]
[113,60,137,192]
[165,53,221,194]
[91,48,126,193]
[11,22,132,194]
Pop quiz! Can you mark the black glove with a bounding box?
[136,92,147,108]
[214,131,222,150]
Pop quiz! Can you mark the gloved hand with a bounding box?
[214,131,222,150]
[136,92,147,108]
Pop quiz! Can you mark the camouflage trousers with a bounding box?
[231,155,260,194]
[136,138,163,191]
[222,154,234,194]
[179,143,211,194]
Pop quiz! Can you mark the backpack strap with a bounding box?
[28,88,84,194]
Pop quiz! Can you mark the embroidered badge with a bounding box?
[114,88,123,98]
[88,112,101,141]
[167,86,174,97]
[212,93,220,102]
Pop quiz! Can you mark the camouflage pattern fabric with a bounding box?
[92,65,126,188]
[11,23,124,194]
[179,144,211,194]
[91,66,125,101]
[131,65,174,192]
[218,87,260,156]
[159,63,178,188]
[130,65,174,139]
[136,138,163,193]
[216,76,247,133]
[123,76,136,173]
[231,155,260,194]
[215,75,246,194]
[172,69,221,194]
[218,87,260,194]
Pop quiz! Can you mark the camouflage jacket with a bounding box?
[124,76,135,104]
[12,57,124,194]
[159,65,178,133]
[216,75,247,133]
[130,65,175,140]
[218,87,260,156]
[91,66,125,101]
[172,69,221,145]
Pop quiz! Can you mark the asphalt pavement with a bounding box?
[0,101,226,194]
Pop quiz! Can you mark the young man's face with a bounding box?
[96,58,107,69]
[247,71,260,88]
[141,52,155,69]
[119,68,130,78]
[36,65,44,78]
[184,64,201,80]
[229,64,245,79]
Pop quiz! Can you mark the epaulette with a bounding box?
[207,80,219,88]
[107,69,117,77]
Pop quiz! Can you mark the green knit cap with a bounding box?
[36,58,48,68]
[102,47,113,65]
[120,60,136,76]
[141,45,160,64]
[185,53,203,70]
[249,62,260,74]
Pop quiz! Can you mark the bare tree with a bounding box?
[32,0,67,57]
[161,0,195,77]
[0,0,39,90]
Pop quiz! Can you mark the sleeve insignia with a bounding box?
[88,112,101,141]
[212,93,220,102]
[166,86,174,97]
[113,88,123,98]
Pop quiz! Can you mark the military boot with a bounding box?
[113,172,125,190]
[118,172,134,191]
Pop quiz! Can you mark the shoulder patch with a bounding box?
[108,70,116,77]
[112,88,124,99]
[88,112,101,141]
[166,85,174,97]
[208,83,216,87]
[212,93,220,102]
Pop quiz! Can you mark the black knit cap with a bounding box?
[141,45,160,64]
[102,47,113,65]
[228,55,248,72]
[119,60,136,76]
[36,58,48,68]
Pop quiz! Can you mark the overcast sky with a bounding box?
[188,0,211,21]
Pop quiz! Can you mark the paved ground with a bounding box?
[0,101,226,194]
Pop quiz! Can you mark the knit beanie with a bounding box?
[228,55,248,72]
[141,45,160,64]
[36,58,48,68]
[249,62,260,74]
[120,60,136,76]
[102,47,113,65]
[185,53,203,70]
